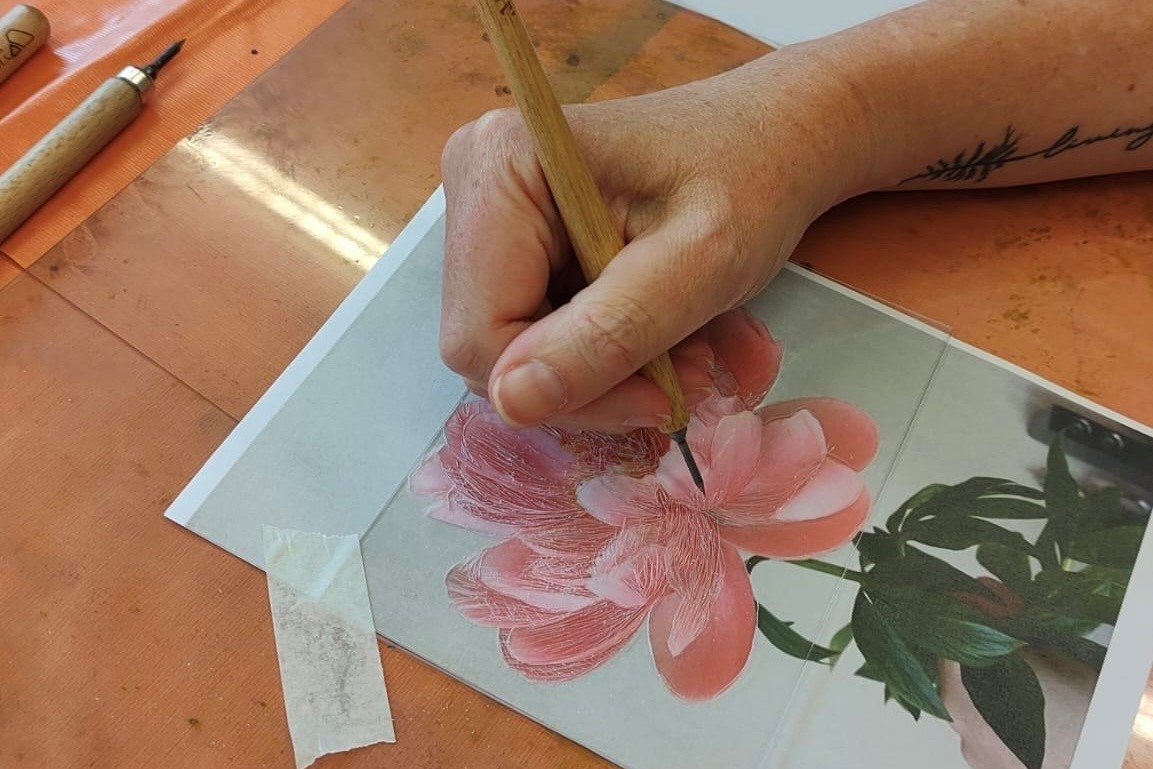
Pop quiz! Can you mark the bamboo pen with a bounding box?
[473,0,706,492]
[0,40,185,244]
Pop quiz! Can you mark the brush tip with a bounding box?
[670,429,706,495]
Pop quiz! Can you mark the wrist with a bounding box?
[730,41,890,215]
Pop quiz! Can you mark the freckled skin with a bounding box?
[440,0,1153,433]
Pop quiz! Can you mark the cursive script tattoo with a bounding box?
[902,121,1153,183]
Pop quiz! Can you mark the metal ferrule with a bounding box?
[115,66,154,98]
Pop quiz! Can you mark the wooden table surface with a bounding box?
[0,1,1150,767]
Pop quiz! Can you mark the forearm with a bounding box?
[731,0,1153,200]
[832,0,1153,191]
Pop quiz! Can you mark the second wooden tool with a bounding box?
[0,4,50,86]
[473,0,706,493]
[0,39,184,244]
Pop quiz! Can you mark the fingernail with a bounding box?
[491,360,568,424]
[623,413,671,428]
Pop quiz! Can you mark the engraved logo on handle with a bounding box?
[2,29,34,62]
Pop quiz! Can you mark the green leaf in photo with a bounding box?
[1042,436,1080,556]
[907,514,1035,556]
[966,497,1049,520]
[756,604,837,663]
[865,544,989,597]
[871,593,1022,667]
[960,654,1046,769]
[1002,615,1108,672]
[976,543,1033,593]
[891,688,923,722]
[1068,526,1144,570]
[856,661,885,683]
[828,623,854,655]
[1033,569,1123,626]
[1081,565,1130,596]
[1076,487,1134,534]
[856,530,902,567]
[914,615,1021,667]
[887,483,949,533]
[914,491,1047,524]
[983,482,1046,501]
[852,593,950,720]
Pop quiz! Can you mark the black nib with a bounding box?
[671,429,705,495]
[143,39,186,79]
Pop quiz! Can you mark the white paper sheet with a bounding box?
[166,3,1153,769]
[673,0,922,46]
[263,526,396,768]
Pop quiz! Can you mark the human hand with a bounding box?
[438,48,874,432]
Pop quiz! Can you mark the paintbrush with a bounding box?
[473,0,706,493]
[0,40,185,244]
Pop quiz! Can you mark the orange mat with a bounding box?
[0,0,349,266]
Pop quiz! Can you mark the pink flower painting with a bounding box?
[411,310,879,701]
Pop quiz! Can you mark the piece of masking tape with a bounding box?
[263,526,396,768]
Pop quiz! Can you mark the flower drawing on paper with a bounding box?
[410,310,880,701]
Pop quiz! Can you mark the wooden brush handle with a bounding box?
[0,74,144,243]
[0,4,51,86]
[474,0,690,433]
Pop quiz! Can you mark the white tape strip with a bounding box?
[263,526,396,768]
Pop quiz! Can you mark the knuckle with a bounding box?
[441,108,516,169]
[471,107,522,143]
[439,326,486,381]
[440,123,471,174]
[571,297,653,376]
[442,108,531,196]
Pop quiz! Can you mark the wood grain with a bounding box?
[0,76,142,243]
[0,4,50,86]
[475,0,690,434]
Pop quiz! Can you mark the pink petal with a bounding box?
[426,494,520,537]
[756,397,879,471]
[455,400,574,483]
[498,623,633,683]
[413,452,517,535]
[431,400,585,529]
[714,410,827,525]
[589,536,666,608]
[705,412,763,507]
[720,486,871,558]
[662,510,723,655]
[772,460,865,523]
[650,543,756,701]
[503,599,651,668]
[548,426,668,479]
[705,309,783,406]
[447,556,566,627]
[689,393,747,436]
[409,453,451,497]
[518,514,617,557]
[477,539,596,612]
[576,474,664,528]
[652,449,707,503]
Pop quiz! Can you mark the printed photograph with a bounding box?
[361,267,1153,769]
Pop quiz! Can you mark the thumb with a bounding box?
[488,227,732,427]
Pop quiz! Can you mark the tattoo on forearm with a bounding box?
[901,121,1153,184]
